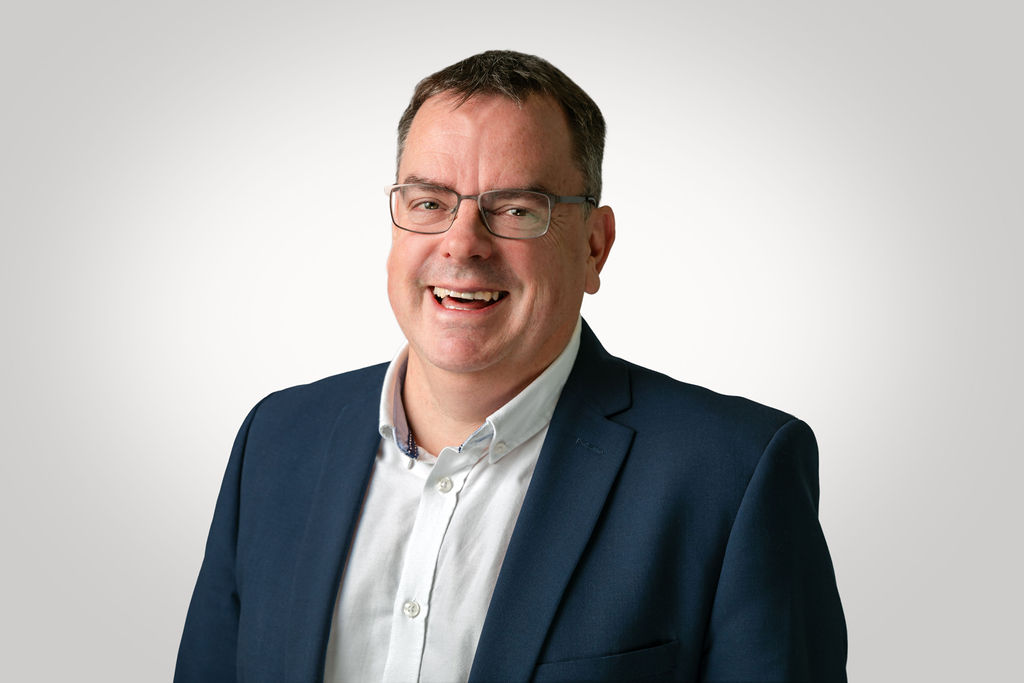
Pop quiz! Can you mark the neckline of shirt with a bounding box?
[378,318,582,465]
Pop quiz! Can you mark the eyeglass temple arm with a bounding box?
[552,194,598,207]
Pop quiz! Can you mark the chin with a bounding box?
[416,335,511,375]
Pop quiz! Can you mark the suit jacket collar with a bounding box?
[469,320,636,682]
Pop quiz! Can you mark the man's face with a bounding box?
[387,93,613,388]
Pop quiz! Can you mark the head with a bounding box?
[387,51,615,392]
[397,50,606,203]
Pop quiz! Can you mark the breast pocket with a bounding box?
[532,640,680,682]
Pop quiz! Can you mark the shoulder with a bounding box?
[570,323,811,479]
[255,362,389,419]
[235,362,389,450]
[573,321,798,445]
[621,359,797,441]
[588,354,814,496]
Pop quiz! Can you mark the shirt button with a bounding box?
[493,441,507,455]
[402,600,420,618]
[436,477,453,493]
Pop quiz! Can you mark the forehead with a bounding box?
[399,93,579,190]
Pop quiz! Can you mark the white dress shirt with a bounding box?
[323,319,582,683]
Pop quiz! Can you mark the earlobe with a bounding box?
[584,206,615,295]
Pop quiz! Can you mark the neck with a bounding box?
[401,355,542,456]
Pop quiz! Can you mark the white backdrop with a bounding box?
[2,1,1021,680]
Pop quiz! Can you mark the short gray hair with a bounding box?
[396,50,606,203]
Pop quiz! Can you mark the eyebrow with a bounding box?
[401,174,450,189]
[400,175,557,196]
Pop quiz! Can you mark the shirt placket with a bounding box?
[380,442,484,682]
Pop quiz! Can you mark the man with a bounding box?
[176,50,846,682]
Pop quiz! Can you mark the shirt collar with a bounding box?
[378,318,582,464]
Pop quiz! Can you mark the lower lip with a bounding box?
[429,291,507,314]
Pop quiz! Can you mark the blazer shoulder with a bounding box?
[255,362,389,419]
[595,359,820,541]
[227,362,388,496]
[621,360,798,436]
[573,323,798,443]
[606,358,814,491]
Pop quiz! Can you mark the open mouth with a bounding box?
[432,286,508,311]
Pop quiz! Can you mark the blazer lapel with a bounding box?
[282,373,384,681]
[470,322,635,682]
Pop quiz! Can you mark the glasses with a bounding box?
[388,183,597,239]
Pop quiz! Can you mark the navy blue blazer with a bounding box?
[176,322,846,682]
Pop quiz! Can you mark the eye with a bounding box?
[404,191,452,213]
[483,191,548,216]
[485,204,538,221]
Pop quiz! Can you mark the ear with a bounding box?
[584,205,615,295]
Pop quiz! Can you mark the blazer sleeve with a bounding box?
[700,419,848,682]
[174,402,260,683]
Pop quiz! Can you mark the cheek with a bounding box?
[543,232,591,290]
[386,237,423,287]
[525,224,586,271]
[386,245,419,315]
[385,248,399,294]
[522,250,588,309]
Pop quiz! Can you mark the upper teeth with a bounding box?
[433,287,502,302]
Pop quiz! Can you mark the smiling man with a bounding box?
[176,51,847,682]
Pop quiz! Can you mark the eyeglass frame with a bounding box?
[387,183,598,239]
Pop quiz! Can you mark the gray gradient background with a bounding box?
[2,1,1021,681]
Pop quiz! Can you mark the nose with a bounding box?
[441,196,494,260]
